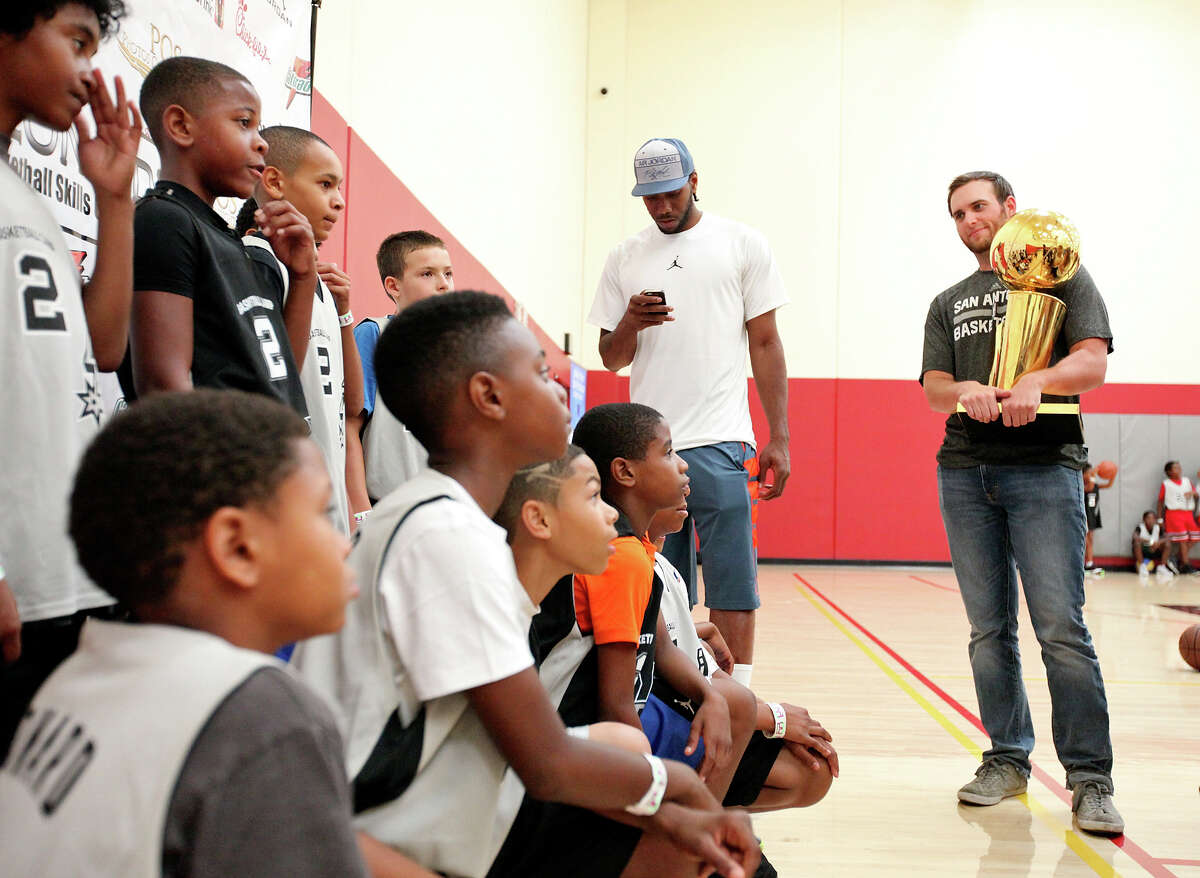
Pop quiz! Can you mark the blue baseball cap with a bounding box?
[631,138,695,197]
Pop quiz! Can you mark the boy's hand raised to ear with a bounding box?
[76,71,142,201]
[256,200,317,278]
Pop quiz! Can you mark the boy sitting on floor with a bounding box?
[291,291,760,878]
[0,390,369,876]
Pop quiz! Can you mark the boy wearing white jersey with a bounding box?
[238,126,364,534]
[353,230,453,504]
[0,390,382,877]
[1132,511,1167,582]
[1157,460,1198,574]
[0,0,141,761]
[292,291,760,878]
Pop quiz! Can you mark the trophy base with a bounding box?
[954,402,1081,416]
[955,402,1083,446]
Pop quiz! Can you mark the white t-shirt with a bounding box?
[244,236,350,534]
[588,212,789,450]
[655,553,716,679]
[291,468,536,878]
[0,153,112,621]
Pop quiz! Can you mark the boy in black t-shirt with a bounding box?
[121,56,314,414]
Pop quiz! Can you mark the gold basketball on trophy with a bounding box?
[956,208,1085,440]
[989,208,1081,291]
[984,209,1081,395]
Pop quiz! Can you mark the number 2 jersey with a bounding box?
[119,181,306,416]
[0,150,112,622]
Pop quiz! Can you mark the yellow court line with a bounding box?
[794,582,1123,878]
[928,674,1200,688]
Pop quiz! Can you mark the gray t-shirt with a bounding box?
[920,266,1112,469]
[162,667,369,878]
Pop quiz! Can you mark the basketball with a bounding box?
[1097,460,1118,480]
[1181,625,1200,671]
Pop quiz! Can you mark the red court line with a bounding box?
[1158,861,1200,867]
[909,574,959,593]
[794,573,1177,878]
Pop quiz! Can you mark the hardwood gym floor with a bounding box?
[735,565,1200,876]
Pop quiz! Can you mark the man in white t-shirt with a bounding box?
[588,138,790,684]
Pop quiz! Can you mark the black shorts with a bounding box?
[487,794,642,878]
[1085,504,1101,531]
[723,731,785,808]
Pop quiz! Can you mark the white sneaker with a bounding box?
[1156,566,1174,583]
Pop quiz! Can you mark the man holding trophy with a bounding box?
[920,171,1123,836]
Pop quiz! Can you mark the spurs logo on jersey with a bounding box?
[76,352,102,425]
[2,708,96,816]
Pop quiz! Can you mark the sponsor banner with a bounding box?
[6,0,312,411]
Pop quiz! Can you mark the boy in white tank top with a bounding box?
[1156,461,1199,574]
[238,125,365,535]
[0,0,144,762]
[0,390,431,877]
[353,231,453,504]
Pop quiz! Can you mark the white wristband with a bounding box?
[624,753,667,817]
[353,510,371,523]
[765,702,787,739]
[338,310,354,327]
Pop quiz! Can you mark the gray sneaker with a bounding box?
[957,760,1028,805]
[1072,781,1124,836]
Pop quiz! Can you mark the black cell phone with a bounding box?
[645,289,667,309]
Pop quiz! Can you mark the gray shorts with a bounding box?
[661,441,760,611]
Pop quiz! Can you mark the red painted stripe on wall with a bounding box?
[588,375,1200,562]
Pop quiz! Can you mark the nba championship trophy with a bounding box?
[958,208,1085,444]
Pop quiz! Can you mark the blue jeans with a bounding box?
[937,464,1113,791]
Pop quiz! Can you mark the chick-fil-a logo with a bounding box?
[235,0,272,63]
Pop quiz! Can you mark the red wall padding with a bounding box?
[312,90,571,384]
[585,375,947,562]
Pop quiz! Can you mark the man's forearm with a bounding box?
[598,326,637,371]
[82,193,135,371]
[748,334,789,441]
[1015,342,1108,398]
[923,372,974,413]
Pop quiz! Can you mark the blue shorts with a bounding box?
[641,693,705,770]
[661,441,760,611]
